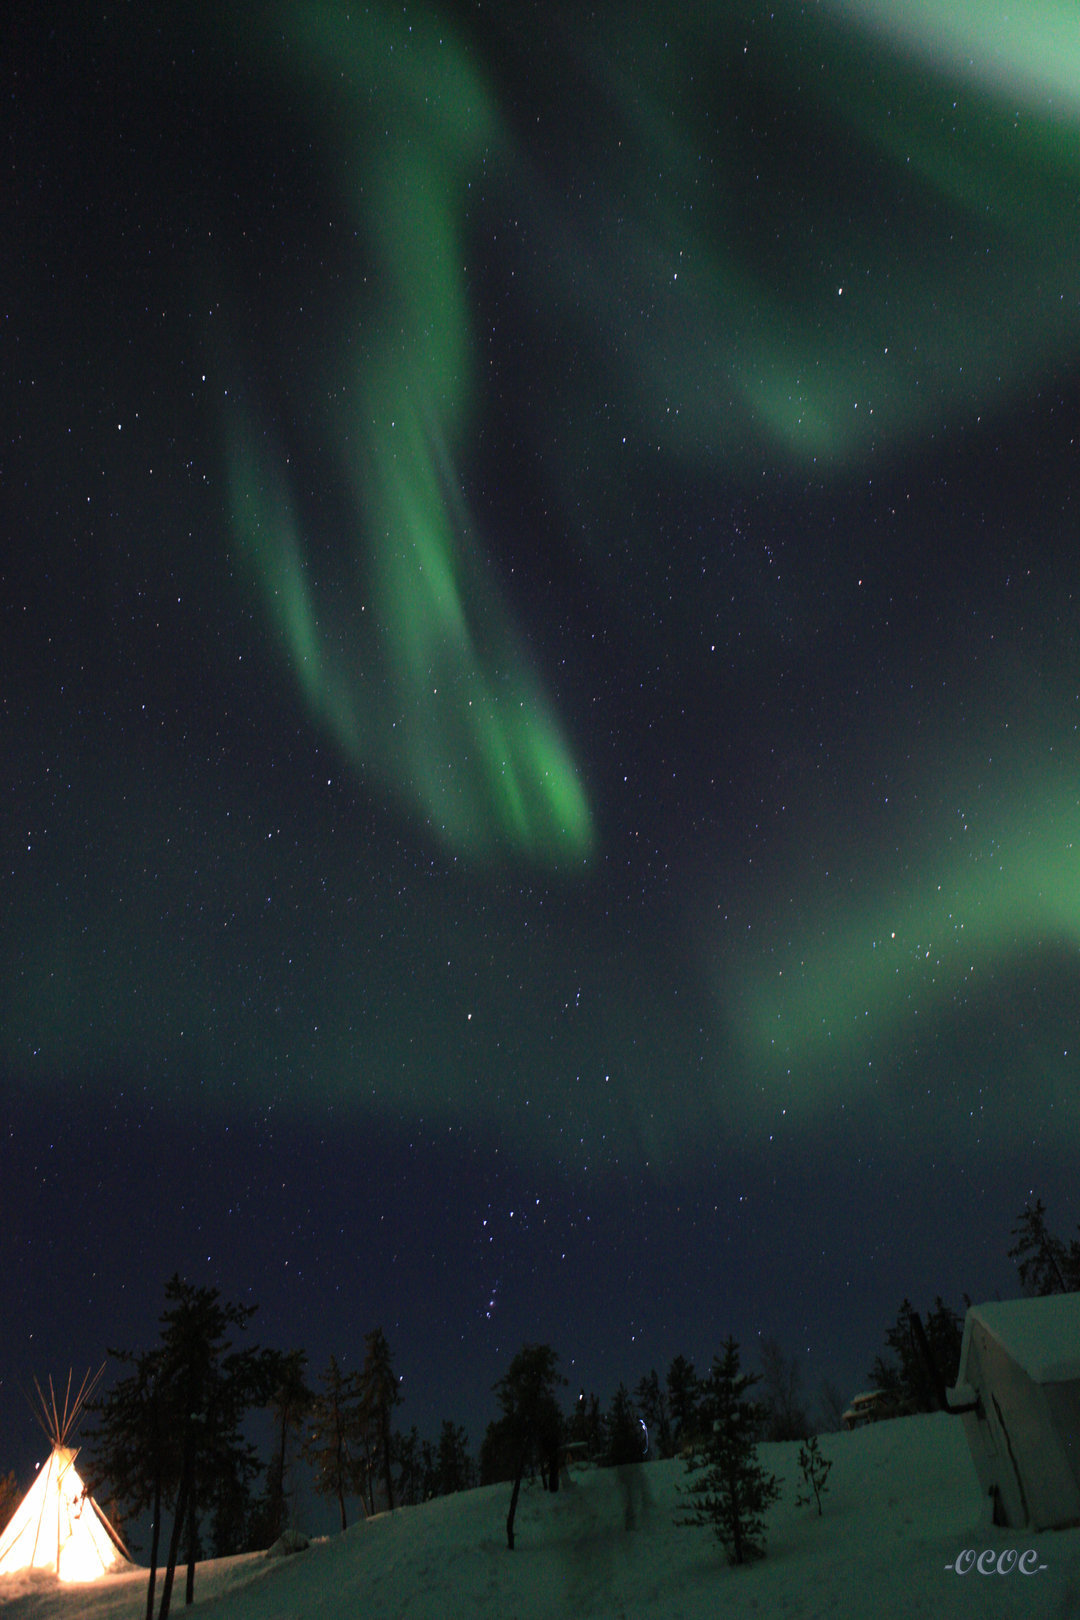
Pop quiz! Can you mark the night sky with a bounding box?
[4,0,1079,1483]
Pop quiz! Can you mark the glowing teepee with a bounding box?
[0,1369,130,1582]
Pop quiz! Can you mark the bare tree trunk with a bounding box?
[156,1467,190,1620]
[547,1431,560,1494]
[184,1483,197,1606]
[272,1419,289,1539]
[382,1420,395,1512]
[506,1445,528,1550]
[144,1466,162,1620]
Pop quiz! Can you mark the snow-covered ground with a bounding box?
[1,1415,1078,1619]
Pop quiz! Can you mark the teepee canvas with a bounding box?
[0,1370,130,1582]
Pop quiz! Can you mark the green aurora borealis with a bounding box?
[225,6,594,866]
[219,0,1080,872]
[4,0,1080,1458]
[7,0,1080,1157]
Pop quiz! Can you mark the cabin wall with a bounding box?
[961,1319,1080,1531]
[1040,1382,1080,1505]
[963,1324,1028,1527]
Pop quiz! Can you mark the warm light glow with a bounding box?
[0,1448,125,1583]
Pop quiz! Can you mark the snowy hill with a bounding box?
[1,1416,1078,1618]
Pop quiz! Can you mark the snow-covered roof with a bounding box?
[968,1292,1080,1383]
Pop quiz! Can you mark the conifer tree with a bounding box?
[568,1389,603,1459]
[491,1343,566,1549]
[666,1355,701,1451]
[757,1338,810,1441]
[420,1437,439,1501]
[304,1356,363,1530]
[359,1329,400,1512]
[677,1338,782,1566]
[435,1421,473,1495]
[870,1298,964,1413]
[635,1368,673,1457]
[153,1277,265,1617]
[259,1349,313,1543]
[923,1298,965,1390]
[90,1278,266,1620]
[392,1427,422,1506]
[1009,1200,1080,1295]
[479,1416,517,1485]
[208,1465,257,1559]
[603,1383,645,1466]
[88,1348,174,1620]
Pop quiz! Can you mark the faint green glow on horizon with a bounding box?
[731,786,1080,1119]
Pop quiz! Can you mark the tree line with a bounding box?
[864,1197,1080,1418]
[2,1197,1075,1590]
[82,1278,406,1619]
[77,1283,828,1589]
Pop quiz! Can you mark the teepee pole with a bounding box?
[0,1365,124,1580]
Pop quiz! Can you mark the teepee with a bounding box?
[0,1369,131,1582]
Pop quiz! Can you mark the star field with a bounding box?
[3,0,1079,1478]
